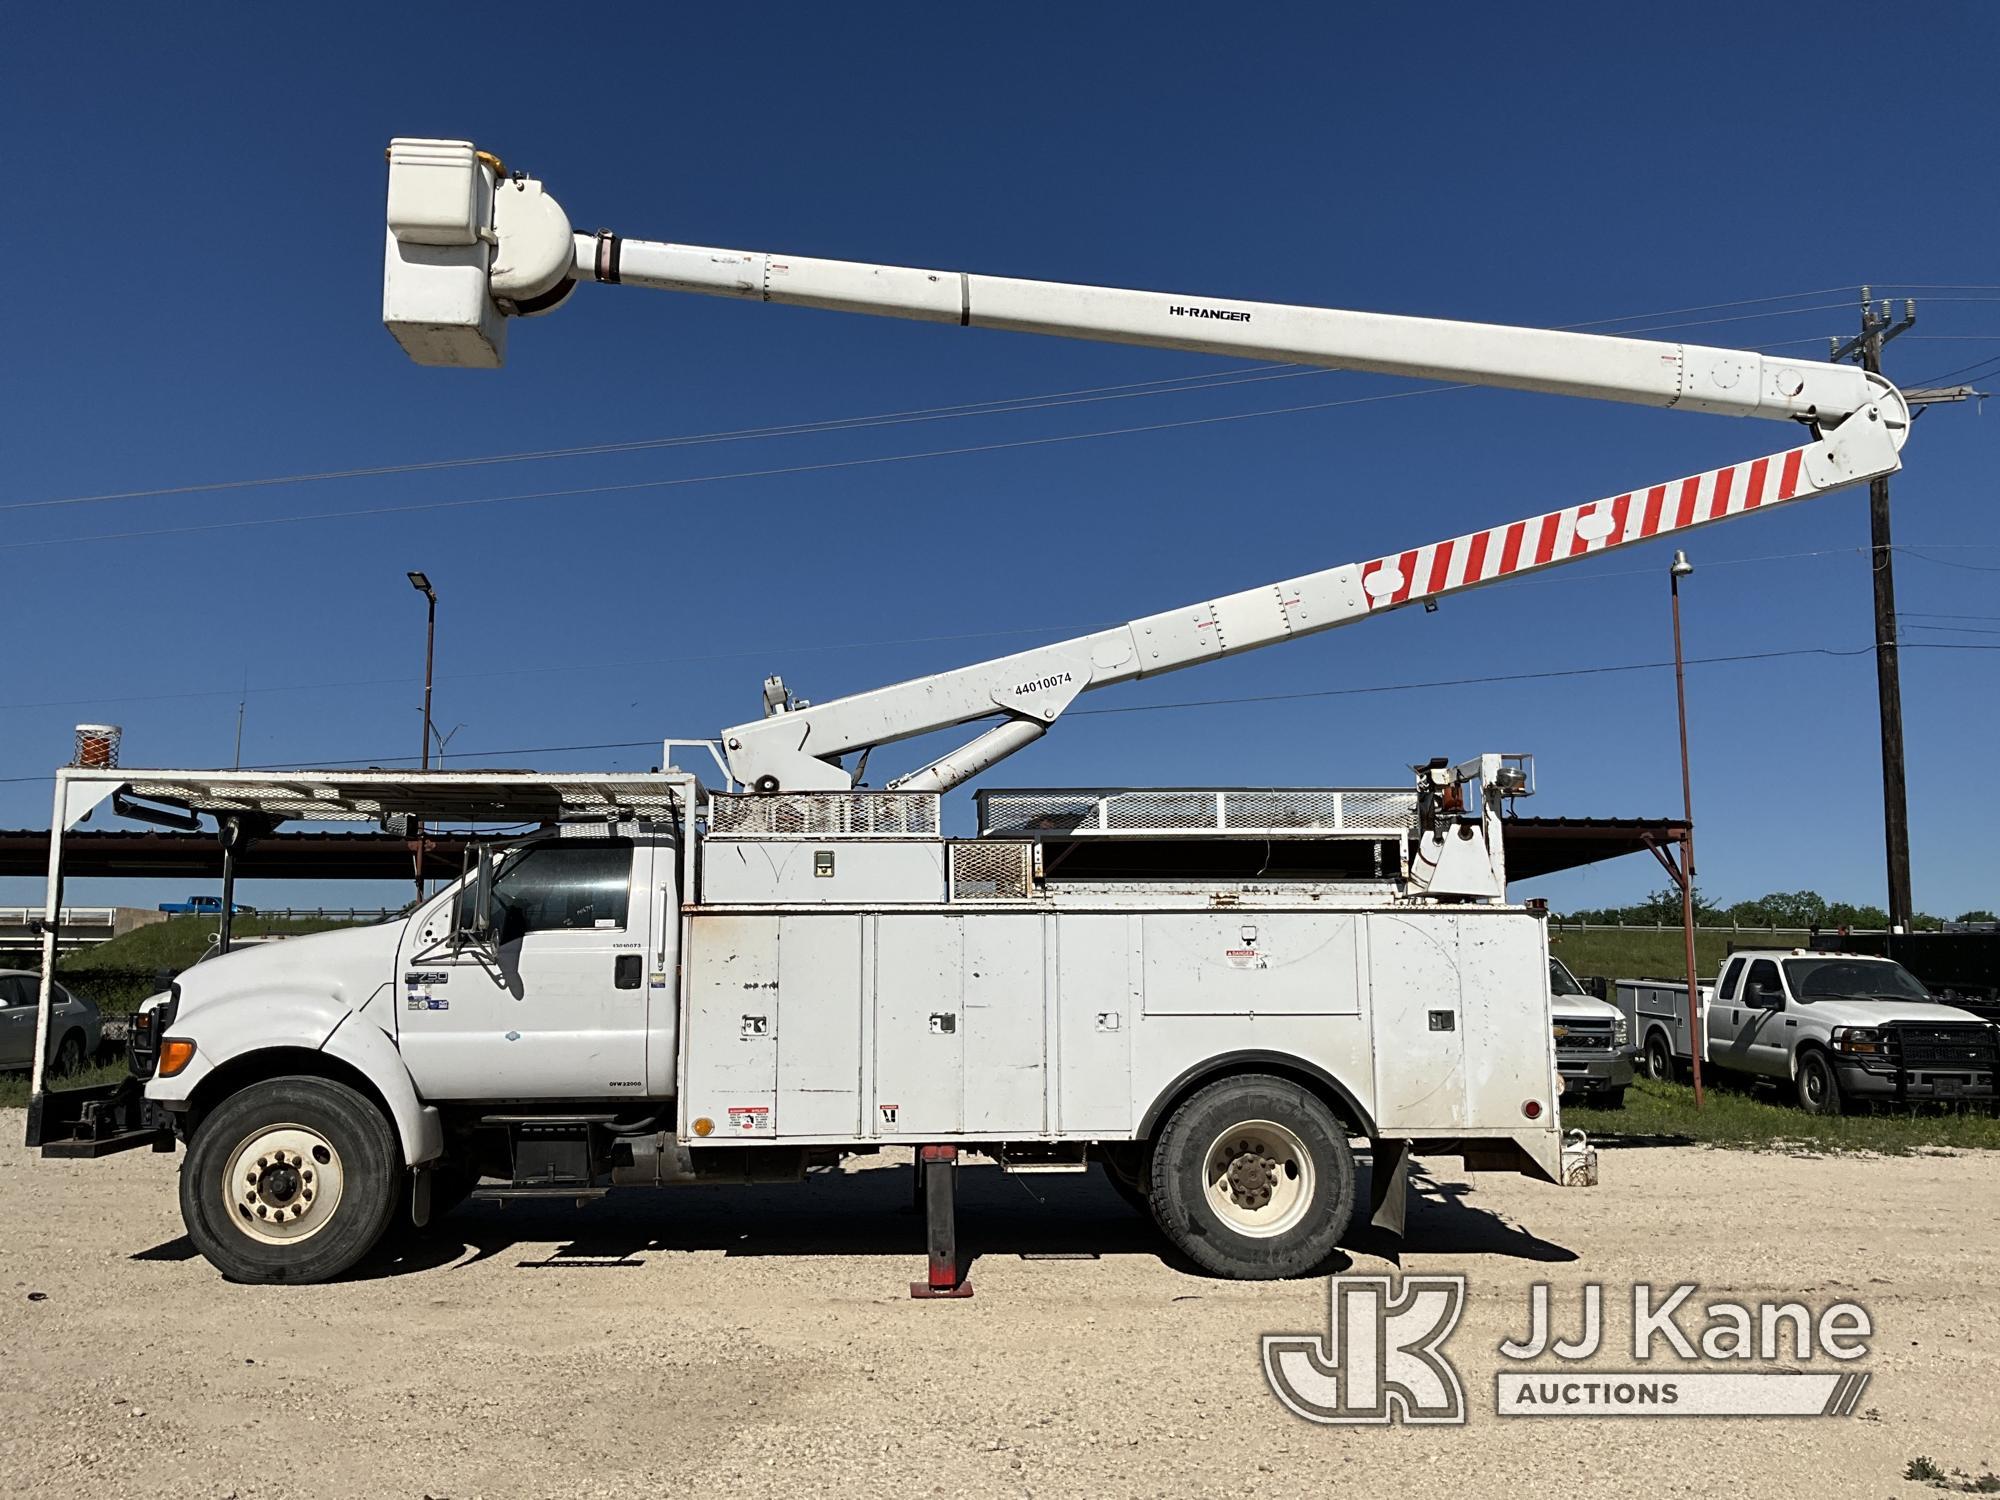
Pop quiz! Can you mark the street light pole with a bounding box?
[1670,549,1705,1109]
[406,571,437,901]
[408,572,437,771]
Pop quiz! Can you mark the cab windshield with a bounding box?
[1549,958,1588,997]
[1782,958,1930,1004]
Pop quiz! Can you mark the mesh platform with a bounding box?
[976,787,1417,839]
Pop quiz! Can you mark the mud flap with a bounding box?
[1367,1138,1412,1237]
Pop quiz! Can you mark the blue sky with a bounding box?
[4,5,1996,918]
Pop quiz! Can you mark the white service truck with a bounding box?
[1548,957,1635,1108]
[23,138,1914,1288]
[1617,951,1999,1115]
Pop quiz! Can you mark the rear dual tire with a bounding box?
[1147,1074,1357,1280]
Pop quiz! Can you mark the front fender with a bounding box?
[147,987,441,1167]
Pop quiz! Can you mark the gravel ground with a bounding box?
[2,1110,1995,1499]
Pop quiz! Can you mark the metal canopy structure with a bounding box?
[98,768,689,826]
[0,829,470,881]
[1501,816,1693,882]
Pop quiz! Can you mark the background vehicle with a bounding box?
[1617,951,1998,1114]
[158,895,256,916]
[0,971,98,1076]
[1550,957,1634,1107]
[1706,950,1997,1115]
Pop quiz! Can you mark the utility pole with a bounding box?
[1668,550,1704,1109]
[1832,289,1916,931]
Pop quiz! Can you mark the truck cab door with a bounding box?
[1705,959,1745,1070]
[1733,959,1788,1076]
[397,836,653,1101]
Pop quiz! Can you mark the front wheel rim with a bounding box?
[1201,1120,1315,1238]
[222,1124,345,1245]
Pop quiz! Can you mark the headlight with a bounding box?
[1613,1017,1630,1047]
[1832,1026,1889,1056]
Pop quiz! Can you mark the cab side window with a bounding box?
[0,976,28,1007]
[491,841,633,935]
[1744,959,1782,1004]
[1718,961,1742,1001]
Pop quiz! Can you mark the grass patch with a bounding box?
[1545,927,1799,985]
[0,1058,127,1109]
[1564,1075,2000,1154]
[62,915,372,975]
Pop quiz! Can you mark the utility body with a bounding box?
[20,139,1915,1287]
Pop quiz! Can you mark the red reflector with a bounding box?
[1522,1099,1544,1120]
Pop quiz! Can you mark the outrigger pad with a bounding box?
[910,1144,974,1299]
[1367,1138,1413,1239]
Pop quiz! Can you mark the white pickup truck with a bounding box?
[1617,950,1999,1115]
[1549,957,1635,1108]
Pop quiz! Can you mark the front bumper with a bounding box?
[1557,1050,1637,1092]
[1833,1058,1996,1102]
[25,1076,177,1158]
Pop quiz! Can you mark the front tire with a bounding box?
[180,1076,401,1284]
[1796,1050,1845,1117]
[1148,1074,1356,1280]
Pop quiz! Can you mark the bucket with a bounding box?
[73,724,122,769]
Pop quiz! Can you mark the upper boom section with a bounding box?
[382,139,1898,431]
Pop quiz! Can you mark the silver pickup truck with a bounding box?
[1617,950,1999,1115]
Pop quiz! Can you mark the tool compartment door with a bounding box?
[1365,913,1469,1129]
[682,914,780,1138]
[775,915,866,1136]
[871,915,964,1136]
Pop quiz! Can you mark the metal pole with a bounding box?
[1671,554,1704,1109]
[216,817,240,957]
[1859,311,1914,931]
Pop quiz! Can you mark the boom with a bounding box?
[380,138,1911,792]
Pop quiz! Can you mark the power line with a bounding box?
[0,383,1474,553]
[0,283,1867,516]
[0,362,1317,514]
[4,638,1994,789]
[12,538,2000,715]
[1066,640,1999,718]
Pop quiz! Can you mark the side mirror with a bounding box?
[453,845,496,951]
[1748,983,1782,1010]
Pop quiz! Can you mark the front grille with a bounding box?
[1554,1023,1615,1054]
[1890,1022,1999,1070]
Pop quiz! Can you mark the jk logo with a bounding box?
[1263,1275,1468,1425]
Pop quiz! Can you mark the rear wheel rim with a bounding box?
[1201,1120,1314,1238]
[222,1124,345,1246]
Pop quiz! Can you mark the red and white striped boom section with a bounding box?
[722,412,1903,793]
[1360,445,1813,610]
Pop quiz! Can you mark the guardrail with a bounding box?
[1549,921,1830,937]
[236,908,398,922]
